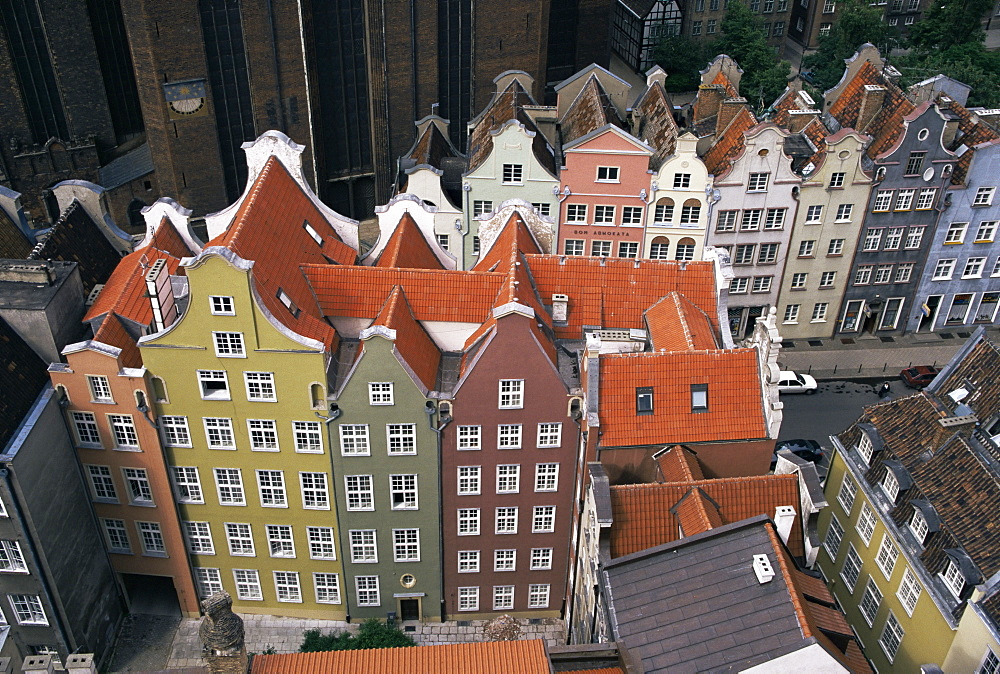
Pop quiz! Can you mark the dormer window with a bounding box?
[942,559,965,598]
[882,469,900,502]
[857,432,873,465]
[691,384,708,412]
[596,166,620,182]
[909,509,929,544]
[636,387,653,415]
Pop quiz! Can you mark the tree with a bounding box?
[299,619,416,652]
[893,43,1000,107]
[908,0,993,50]
[651,34,717,92]
[717,0,791,110]
[801,0,899,93]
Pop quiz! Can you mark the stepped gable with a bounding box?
[701,106,757,177]
[644,291,718,352]
[0,316,49,451]
[559,75,627,145]
[655,445,706,483]
[467,79,556,176]
[374,212,445,270]
[368,286,441,392]
[937,96,1000,185]
[29,201,122,295]
[633,81,679,170]
[827,60,915,159]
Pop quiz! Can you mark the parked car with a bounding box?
[771,439,824,471]
[777,370,818,394]
[900,365,940,389]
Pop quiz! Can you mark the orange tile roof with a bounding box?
[250,639,552,674]
[84,245,183,324]
[598,349,767,446]
[92,314,142,369]
[790,569,835,605]
[712,70,740,98]
[608,473,802,558]
[567,669,624,674]
[368,286,441,391]
[938,96,1000,184]
[673,487,724,536]
[644,291,717,352]
[702,106,756,176]
[473,211,542,273]
[375,212,445,270]
[655,445,705,483]
[827,60,915,160]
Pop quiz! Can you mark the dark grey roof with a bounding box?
[602,516,811,672]
[0,260,78,311]
[98,143,154,190]
[0,316,48,452]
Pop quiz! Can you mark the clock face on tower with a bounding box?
[163,79,208,120]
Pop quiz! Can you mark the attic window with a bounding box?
[909,508,929,544]
[882,468,900,502]
[303,220,323,246]
[691,384,709,412]
[596,166,620,183]
[941,559,964,598]
[276,289,300,318]
[636,387,654,415]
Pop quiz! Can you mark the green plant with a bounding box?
[299,618,416,652]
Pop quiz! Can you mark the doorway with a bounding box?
[122,573,181,616]
[399,599,420,622]
[917,295,942,332]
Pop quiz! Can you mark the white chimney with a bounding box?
[22,655,55,673]
[66,654,97,674]
[145,258,178,332]
[752,554,775,584]
[774,505,796,545]
[552,293,569,322]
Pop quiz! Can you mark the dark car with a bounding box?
[900,365,940,389]
[771,439,824,471]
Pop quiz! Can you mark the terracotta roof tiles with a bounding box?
[85,245,183,325]
[938,97,1000,184]
[369,286,441,391]
[560,75,627,145]
[827,60,915,160]
[644,291,717,352]
[92,313,142,369]
[702,106,756,176]
[655,445,705,483]
[375,212,445,270]
[672,487,724,536]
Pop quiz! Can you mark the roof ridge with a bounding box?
[765,524,812,640]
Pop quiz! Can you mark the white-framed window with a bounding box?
[564,239,584,256]
[873,190,892,211]
[300,472,329,510]
[210,295,235,315]
[124,468,153,505]
[531,203,551,216]
[915,188,937,210]
[716,210,738,231]
[493,585,515,610]
[673,172,691,188]
[747,172,769,192]
[805,204,823,223]
[108,414,139,450]
[256,470,286,507]
[975,221,997,242]
[137,521,166,556]
[594,206,615,224]
[530,548,553,570]
[350,530,377,563]
[910,508,929,544]
[593,240,612,257]
[0,540,25,573]
[458,425,481,450]
[894,263,913,284]
[835,204,853,222]
[344,475,374,511]
[945,222,969,244]
[618,241,639,258]
[837,474,856,514]
[895,189,915,211]
[752,276,772,293]
[798,240,815,257]
[496,465,520,494]
[339,424,370,455]
[934,258,957,280]
[244,372,276,401]
[828,172,845,188]
[974,187,996,206]
[598,167,621,182]
[87,464,118,502]
[859,577,883,626]
[194,568,223,598]
[905,227,924,249]
[740,209,763,231]
[160,416,191,447]
[247,419,278,451]
[203,418,236,450]
[458,508,480,535]
[622,207,643,225]
[458,466,481,495]
[856,502,876,545]
[733,244,755,264]
[213,331,245,357]
[964,257,987,278]
[183,521,214,555]
[273,571,301,602]
[790,273,807,289]
[862,228,883,251]
[171,466,203,503]
[536,423,562,448]
[566,204,587,222]
[897,567,922,616]
[818,271,836,289]
[783,304,799,323]
[495,507,518,534]
[87,375,113,402]
[292,421,322,453]
[823,514,844,559]
[884,227,904,250]
[225,523,255,556]
[498,424,522,449]
[197,370,230,401]
[811,303,828,322]
[8,594,47,625]
[882,468,900,502]
[103,519,131,554]
[874,264,893,284]
[856,432,874,465]
[980,650,1000,674]
[499,379,524,409]
[393,528,420,562]
[730,277,749,294]
[679,204,701,225]
[390,474,418,510]
[535,463,559,492]
[314,572,341,604]
[875,534,898,580]
[494,549,516,571]
[528,583,550,608]
[355,575,380,606]
[368,382,393,405]
[387,424,416,454]
[71,411,102,447]
[307,527,336,560]
[758,243,778,264]
[458,586,479,611]
[502,163,524,184]
[942,558,965,597]
[840,544,862,591]
[458,550,480,573]
[878,611,904,663]
[473,200,493,217]
[533,505,556,533]
[232,569,262,601]
[214,468,245,506]
[826,239,844,256]
[266,525,294,558]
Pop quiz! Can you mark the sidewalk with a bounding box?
[776,328,996,381]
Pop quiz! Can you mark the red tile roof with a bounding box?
[673,487,725,536]
[655,445,705,483]
[374,212,445,270]
[711,70,740,98]
[702,106,756,176]
[598,349,767,446]
[467,79,555,176]
[827,60,915,160]
[644,291,717,352]
[368,286,441,391]
[92,314,142,369]
[250,639,552,674]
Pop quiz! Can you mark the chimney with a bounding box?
[717,97,749,135]
[787,109,820,133]
[752,554,775,583]
[66,654,97,674]
[857,85,886,133]
[551,293,569,322]
[694,85,726,125]
[774,505,797,545]
[646,66,668,90]
[145,258,178,332]
[200,591,248,674]
[22,656,54,674]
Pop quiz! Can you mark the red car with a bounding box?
[900,365,939,389]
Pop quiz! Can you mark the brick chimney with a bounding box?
[787,109,820,133]
[200,591,247,674]
[717,97,749,135]
[694,85,726,126]
[857,85,886,133]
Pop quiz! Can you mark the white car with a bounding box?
[777,370,818,394]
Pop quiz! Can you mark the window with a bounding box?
[980,651,1000,674]
[339,424,369,455]
[716,210,738,231]
[496,465,520,494]
[210,296,234,315]
[307,527,336,560]
[458,426,481,450]
[87,375,113,402]
[345,475,373,511]
[349,530,377,563]
[493,585,515,610]
[194,568,223,598]
[841,545,862,592]
[856,502,876,545]
[368,382,393,405]
[622,206,643,225]
[753,275,773,292]
[692,20,702,34]
[292,421,322,453]
[805,205,823,223]
[654,201,675,223]
[673,172,691,188]
[904,226,924,249]
[855,266,873,285]
[691,383,708,411]
[256,470,286,507]
[356,576,380,606]
[707,18,717,32]
[473,200,493,217]
[748,172,769,191]
[531,203,550,216]
[458,586,479,611]
[596,166,620,182]
[915,188,936,210]
[393,529,420,562]
[790,273,807,289]
[933,259,955,280]
[895,189,915,210]
[875,534,898,579]
[798,240,815,257]
[741,209,763,230]
[273,571,301,602]
[873,190,893,211]
[494,549,516,571]
[882,467,900,501]
[757,243,780,264]
[730,277,749,294]
[636,387,654,414]
[213,332,244,357]
[502,163,523,184]
[124,468,153,505]
[964,257,986,278]
[198,370,230,401]
[387,424,416,454]
[458,550,480,573]
[390,474,418,510]
[945,222,968,244]
[942,559,965,597]
[734,244,755,265]
[678,202,701,226]
[828,239,844,255]
[906,509,929,546]
[675,238,695,261]
[172,466,203,503]
[495,507,518,534]
[783,304,800,323]
[974,187,996,206]
[8,595,47,625]
[534,463,559,492]
[594,206,615,224]
[618,241,639,258]
[71,412,102,447]
[498,424,522,449]
[891,263,913,284]
[819,271,836,288]
[247,419,278,451]
[566,204,587,222]
[773,19,785,34]
[103,519,131,554]
[764,208,785,229]
[837,474,857,513]
[300,472,329,509]
[564,239,584,256]
[905,151,926,175]
[859,578,883,626]
[897,567,922,616]
[862,229,883,251]
[829,172,845,188]
[203,418,236,450]
[138,521,166,555]
[0,540,26,572]
[537,423,562,448]
[528,584,551,608]
[106,415,139,450]
[976,221,997,242]
[436,234,449,251]
[874,265,892,284]
[473,237,481,255]
[303,221,323,245]
[458,508,480,535]
[215,468,245,506]
[812,303,829,322]
[824,514,844,559]
[225,523,254,556]
[266,525,294,558]
[591,241,612,257]
[232,569,262,601]
[533,505,556,533]
[160,416,191,448]
[458,466,481,495]
[879,612,904,662]
[499,380,523,408]
[244,372,276,401]
[531,548,553,570]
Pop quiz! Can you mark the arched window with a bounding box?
[150,377,168,403]
[653,198,674,224]
[311,383,326,410]
[680,199,701,225]
[127,199,146,231]
[675,237,696,261]
[649,236,670,260]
